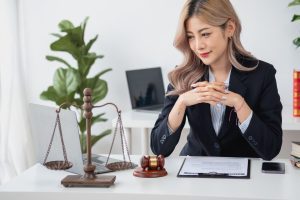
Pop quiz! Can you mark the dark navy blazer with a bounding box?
[150,59,282,160]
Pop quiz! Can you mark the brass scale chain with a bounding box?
[93,103,132,167]
[43,108,70,167]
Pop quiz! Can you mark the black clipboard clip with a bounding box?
[198,172,229,176]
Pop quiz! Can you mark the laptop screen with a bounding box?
[126,67,165,110]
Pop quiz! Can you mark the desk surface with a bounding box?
[117,105,300,131]
[0,155,299,200]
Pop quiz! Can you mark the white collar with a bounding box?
[208,67,231,86]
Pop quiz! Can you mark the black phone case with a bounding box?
[262,162,285,174]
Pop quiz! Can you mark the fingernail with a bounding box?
[222,96,227,100]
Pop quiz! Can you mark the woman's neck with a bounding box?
[210,64,232,82]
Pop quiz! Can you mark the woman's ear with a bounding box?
[226,19,236,38]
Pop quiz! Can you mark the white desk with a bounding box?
[0,155,298,200]
[114,106,300,155]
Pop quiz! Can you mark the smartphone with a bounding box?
[261,162,285,174]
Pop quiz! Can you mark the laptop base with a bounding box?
[61,174,116,187]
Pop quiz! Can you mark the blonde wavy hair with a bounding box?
[168,0,257,95]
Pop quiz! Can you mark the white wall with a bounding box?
[19,0,300,155]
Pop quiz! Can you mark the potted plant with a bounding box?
[289,0,300,48]
[40,17,112,153]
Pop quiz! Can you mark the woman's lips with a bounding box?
[199,52,211,58]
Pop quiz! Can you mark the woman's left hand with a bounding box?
[220,90,243,108]
[221,90,252,123]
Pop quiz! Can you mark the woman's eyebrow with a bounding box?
[186,27,210,34]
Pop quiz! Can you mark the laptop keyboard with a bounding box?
[82,155,120,174]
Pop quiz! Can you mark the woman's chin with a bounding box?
[199,59,212,66]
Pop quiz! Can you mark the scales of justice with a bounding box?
[43,88,135,187]
[43,88,168,187]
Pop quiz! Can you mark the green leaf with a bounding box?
[73,98,84,109]
[40,86,59,102]
[92,113,107,123]
[50,26,84,59]
[293,37,300,48]
[40,86,67,106]
[50,34,81,59]
[85,35,98,53]
[80,133,87,153]
[53,68,81,96]
[78,53,104,76]
[291,14,300,22]
[46,55,73,69]
[79,118,85,133]
[288,0,300,7]
[81,17,89,35]
[94,68,112,78]
[68,26,85,47]
[51,33,63,38]
[59,20,74,32]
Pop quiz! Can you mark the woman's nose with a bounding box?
[196,39,205,50]
[195,38,205,51]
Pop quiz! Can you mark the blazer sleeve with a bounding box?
[243,66,282,160]
[150,84,186,157]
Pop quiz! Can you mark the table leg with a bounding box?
[141,128,149,155]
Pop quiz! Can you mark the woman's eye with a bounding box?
[202,33,211,37]
[187,35,194,40]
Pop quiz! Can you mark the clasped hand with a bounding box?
[179,81,242,108]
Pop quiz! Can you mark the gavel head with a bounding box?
[140,155,165,170]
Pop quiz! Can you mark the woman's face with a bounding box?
[186,16,231,68]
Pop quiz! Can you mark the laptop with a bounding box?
[126,67,165,112]
[28,103,122,175]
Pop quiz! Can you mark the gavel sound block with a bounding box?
[133,155,168,178]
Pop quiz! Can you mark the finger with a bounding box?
[192,86,210,93]
[212,82,230,92]
[191,81,208,88]
[206,84,226,93]
[220,95,227,100]
[201,99,219,106]
[202,91,224,100]
[198,94,221,102]
[211,81,225,87]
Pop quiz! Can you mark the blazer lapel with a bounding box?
[218,67,248,139]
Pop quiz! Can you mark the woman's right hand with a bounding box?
[178,81,226,106]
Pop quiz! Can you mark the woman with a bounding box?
[150,0,282,160]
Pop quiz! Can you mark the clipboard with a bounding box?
[177,157,251,179]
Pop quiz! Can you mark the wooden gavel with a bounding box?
[140,155,165,171]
